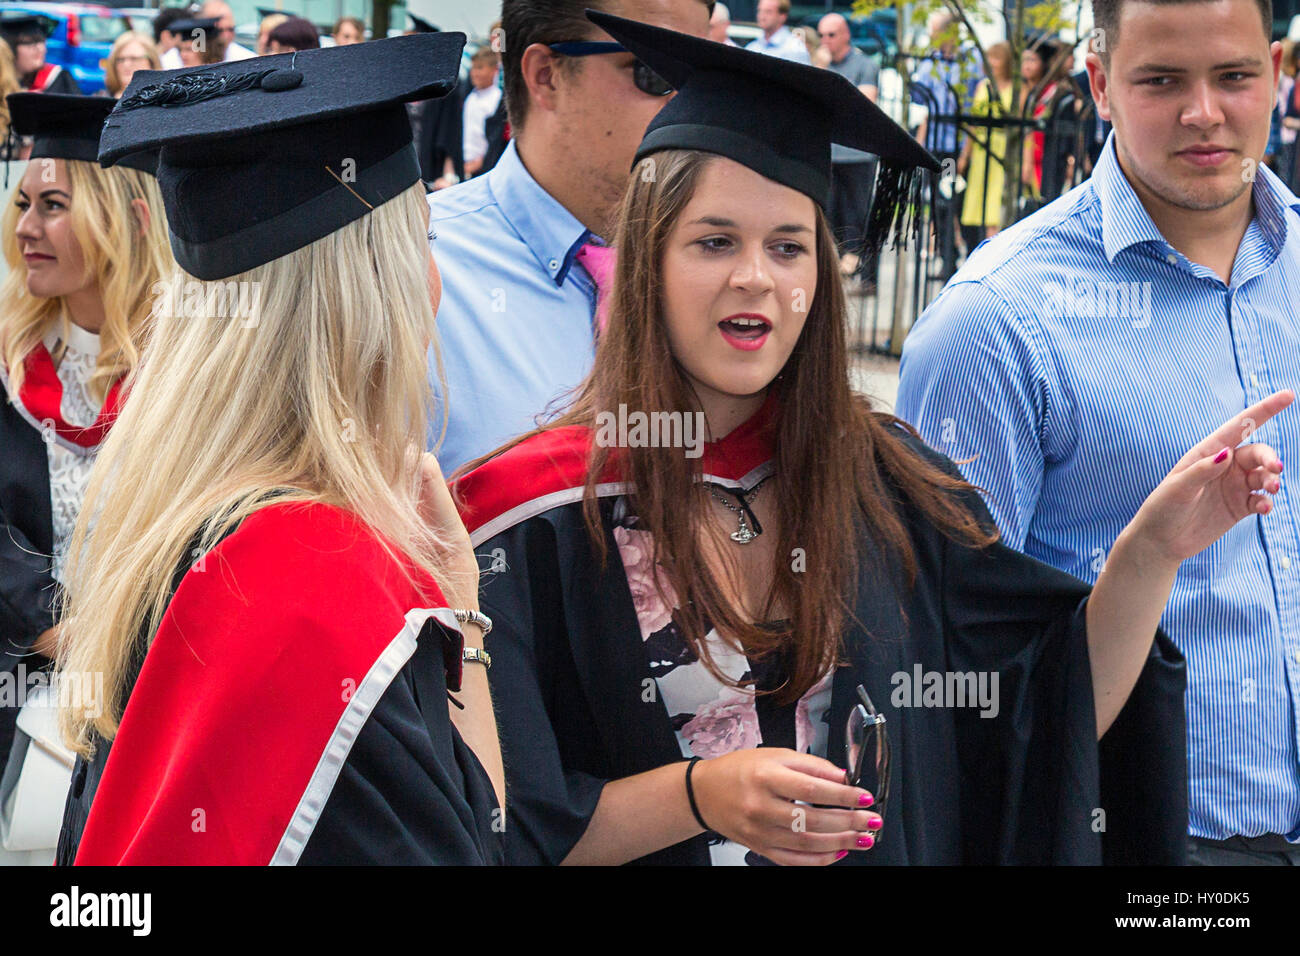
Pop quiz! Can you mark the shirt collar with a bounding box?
[487,139,595,287]
[764,25,791,46]
[1094,130,1300,262]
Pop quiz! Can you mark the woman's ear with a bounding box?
[130,197,151,236]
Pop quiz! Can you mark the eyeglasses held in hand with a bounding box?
[846,684,891,830]
[546,40,673,97]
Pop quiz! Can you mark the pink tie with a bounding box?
[574,242,616,335]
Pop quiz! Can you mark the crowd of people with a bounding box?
[0,0,1296,871]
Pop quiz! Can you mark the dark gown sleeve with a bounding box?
[0,406,57,760]
[925,444,1188,864]
[478,516,607,865]
[0,503,55,662]
[299,618,504,865]
[47,69,82,96]
[415,82,465,182]
[0,405,56,659]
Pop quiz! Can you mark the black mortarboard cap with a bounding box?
[407,14,439,33]
[0,15,55,45]
[7,93,157,174]
[586,9,940,255]
[256,7,280,19]
[168,17,219,40]
[98,32,465,280]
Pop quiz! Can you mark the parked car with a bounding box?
[0,2,131,93]
[112,5,155,38]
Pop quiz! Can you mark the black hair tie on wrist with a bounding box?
[685,756,711,832]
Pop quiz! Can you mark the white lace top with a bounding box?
[43,323,103,584]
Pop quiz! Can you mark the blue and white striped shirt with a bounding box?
[898,133,1300,843]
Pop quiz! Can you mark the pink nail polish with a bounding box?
[835,850,848,861]
[1214,448,1229,464]
[858,793,873,807]
[857,834,875,849]
[867,817,883,831]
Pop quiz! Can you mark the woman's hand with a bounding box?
[1127,390,1292,566]
[1087,390,1294,736]
[417,452,479,611]
[418,452,504,806]
[691,748,882,866]
[32,624,60,660]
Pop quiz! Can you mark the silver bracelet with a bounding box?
[451,608,492,636]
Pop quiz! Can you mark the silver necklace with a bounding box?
[705,475,773,545]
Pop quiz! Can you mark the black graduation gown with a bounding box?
[456,425,1187,866]
[22,67,81,96]
[0,388,62,762]
[56,502,503,865]
[478,96,509,177]
[410,76,465,183]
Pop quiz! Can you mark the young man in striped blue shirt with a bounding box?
[898,0,1300,864]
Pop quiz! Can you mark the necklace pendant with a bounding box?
[730,525,757,544]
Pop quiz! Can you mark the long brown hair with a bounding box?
[466,149,994,702]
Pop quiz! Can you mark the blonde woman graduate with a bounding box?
[454,12,1293,866]
[55,35,505,865]
[0,93,169,780]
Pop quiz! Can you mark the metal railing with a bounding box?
[848,58,1103,357]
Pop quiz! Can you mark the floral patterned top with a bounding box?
[613,511,834,866]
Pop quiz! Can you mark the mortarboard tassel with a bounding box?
[862,159,932,263]
[118,68,290,112]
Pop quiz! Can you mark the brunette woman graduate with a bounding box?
[54,35,504,865]
[454,11,1293,866]
[0,94,169,794]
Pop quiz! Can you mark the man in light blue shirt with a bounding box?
[745,0,810,65]
[428,0,711,471]
[898,0,1300,863]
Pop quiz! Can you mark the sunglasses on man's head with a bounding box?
[546,40,673,97]
[846,684,891,829]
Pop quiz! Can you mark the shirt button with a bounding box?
[1281,555,1292,571]
[1165,253,1177,264]
[1251,373,1260,388]
[548,258,559,271]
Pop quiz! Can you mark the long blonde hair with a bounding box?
[57,182,457,753]
[0,42,19,138]
[0,159,171,401]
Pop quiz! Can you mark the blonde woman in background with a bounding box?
[0,42,19,157]
[0,94,171,861]
[256,12,287,54]
[99,32,160,99]
[55,34,503,866]
[332,15,365,45]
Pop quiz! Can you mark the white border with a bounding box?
[268,606,462,866]
[467,461,775,547]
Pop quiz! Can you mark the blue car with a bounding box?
[0,2,131,94]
